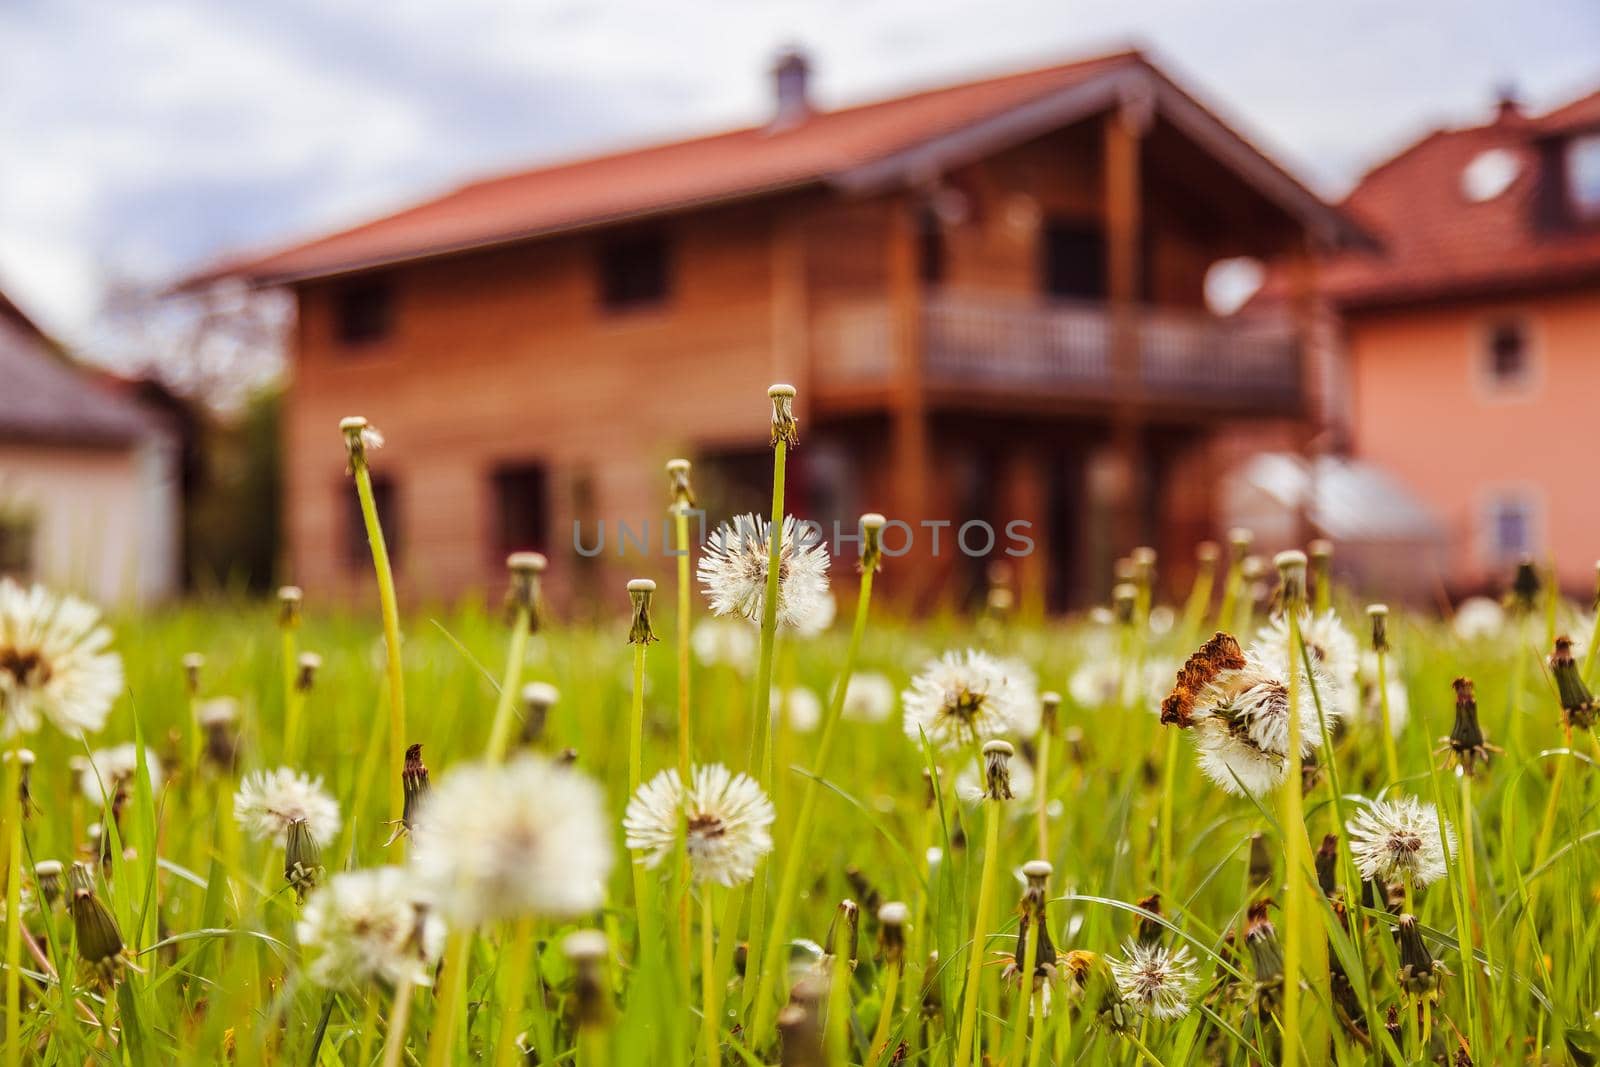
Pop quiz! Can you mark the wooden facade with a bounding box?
[214,51,1365,611]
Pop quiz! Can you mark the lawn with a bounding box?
[2,399,1597,1066]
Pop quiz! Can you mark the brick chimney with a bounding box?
[770,46,812,130]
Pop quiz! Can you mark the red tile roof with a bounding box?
[193,48,1362,287]
[1308,89,1600,310]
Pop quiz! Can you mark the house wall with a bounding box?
[1345,284,1600,592]
[285,201,788,605]
[0,437,180,606]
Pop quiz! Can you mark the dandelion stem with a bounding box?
[282,629,303,763]
[1375,647,1401,785]
[1036,724,1053,863]
[955,800,1003,1067]
[1123,1028,1166,1067]
[1004,919,1039,1067]
[425,931,473,1067]
[378,981,416,1067]
[749,561,876,1041]
[491,919,537,1067]
[1158,729,1179,899]
[3,739,20,1067]
[485,606,532,763]
[1279,603,1329,1065]
[353,456,407,829]
[700,886,719,1067]
[869,960,901,1064]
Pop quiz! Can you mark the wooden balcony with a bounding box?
[813,291,1303,419]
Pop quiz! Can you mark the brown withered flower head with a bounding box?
[1440,677,1499,774]
[1161,632,1248,727]
[1395,913,1448,1001]
[1550,636,1597,731]
[1004,860,1059,989]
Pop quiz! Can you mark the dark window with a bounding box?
[0,511,35,578]
[917,208,946,285]
[1485,320,1529,386]
[1488,496,1535,560]
[598,233,671,311]
[1569,134,1600,216]
[334,276,395,346]
[1040,219,1107,300]
[345,475,399,568]
[492,463,550,558]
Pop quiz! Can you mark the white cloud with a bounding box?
[0,0,1594,348]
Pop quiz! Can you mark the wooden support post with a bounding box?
[1104,95,1151,556]
[887,195,935,602]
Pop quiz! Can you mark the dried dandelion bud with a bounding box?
[557,747,579,766]
[1196,541,1220,566]
[626,578,659,645]
[1244,899,1284,1008]
[1511,557,1540,615]
[1131,546,1157,590]
[1247,832,1273,888]
[825,898,861,966]
[563,929,612,1028]
[1550,636,1597,730]
[339,415,384,471]
[919,950,943,1018]
[69,865,124,988]
[505,552,547,631]
[1135,892,1164,947]
[1395,914,1446,1000]
[285,818,325,903]
[768,383,799,449]
[982,739,1014,801]
[5,748,34,812]
[520,682,559,747]
[1274,550,1307,611]
[1039,691,1061,737]
[921,768,938,811]
[878,901,909,967]
[1227,527,1254,563]
[665,458,696,510]
[198,698,241,772]
[1367,603,1389,654]
[181,652,204,695]
[401,744,430,834]
[277,586,303,629]
[777,998,824,1067]
[845,866,881,916]
[1316,834,1339,897]
[1444,677,1498,774]
[34,860,63,907]
[1112,583,1138,625]
[859,512,887,573]
[295,651,322,693]
[1009,860,1058,986]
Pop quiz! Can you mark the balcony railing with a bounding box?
[814,291,1302,413]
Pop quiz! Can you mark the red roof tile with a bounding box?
[1308,87,1600,310]
[194,48,1361,286]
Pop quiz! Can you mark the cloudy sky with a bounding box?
[2,0,1596,349]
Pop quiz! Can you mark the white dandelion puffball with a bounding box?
[1255,610,1358,714]
[1451,597,1505,641]
[79,744,164,805]
[841,672,896,724]
[1185,651,1332,797]
[234,767,342,847]
[792,591,837,639]
[690,618,757,672]
[1346,795,1455,888]
[0,578,122,738]
[697,514,830,631]
[410,755,613,925]
[902,649,1030,750]
[1068,659,1176,712]
[1109,940,1197,1021]
[624,764,775,887]
[773,686,823,733]
[297,867,444,990]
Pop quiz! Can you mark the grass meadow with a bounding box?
[3,398,1599,1066]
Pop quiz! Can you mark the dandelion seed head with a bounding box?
[697,514,830,631]
[1254,610,1359,714]
[79,744,163,806]
[623,764,774,887]
[0,579,122,739]
[297,867,444,990]
[902,649,1029,750]
[840,672,895,724]
[772,686,823,733]
[1109,940,1196,1021]
[234,767,341,847]
[409,755,613,925]
[1347,796,1455,888]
